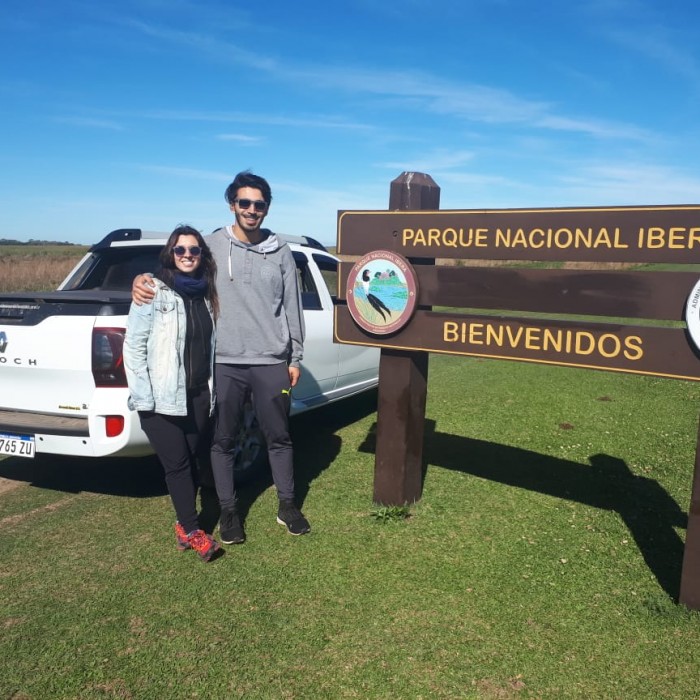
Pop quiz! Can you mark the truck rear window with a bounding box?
[62,247,163,291]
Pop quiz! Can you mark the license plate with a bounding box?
[0,433,35,459]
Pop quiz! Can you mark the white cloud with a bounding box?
[216,133,263,144]
[104,108,374,132]
[133,164,230,181]
[122,20,653,142]
[378,149,475,173]
[123,19,279,72]
[606,27,700,83]
[534,115,653,141]
[558,162,700,204]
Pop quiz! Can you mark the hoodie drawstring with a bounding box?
[228,237,233,281]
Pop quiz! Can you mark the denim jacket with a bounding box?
[123,279,216,416]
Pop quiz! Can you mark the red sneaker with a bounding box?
[175,522,191,551]
[187,529,221,562]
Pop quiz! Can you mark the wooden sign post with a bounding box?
[371,173,439,505]
[334,172,700,608]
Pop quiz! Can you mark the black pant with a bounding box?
[139,386,211,534]
[211,363,294,509]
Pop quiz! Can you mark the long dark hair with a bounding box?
[158,224,219,319]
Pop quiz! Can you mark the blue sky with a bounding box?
[2,0,700,245]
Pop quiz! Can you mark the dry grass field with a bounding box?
[0,245,88,292]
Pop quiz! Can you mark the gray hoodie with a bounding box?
[206,226,305,367]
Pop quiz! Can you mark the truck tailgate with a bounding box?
[0,315,100,416]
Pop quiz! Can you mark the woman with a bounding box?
[124,225,221,562]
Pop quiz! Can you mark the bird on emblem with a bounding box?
[361,269,392,321]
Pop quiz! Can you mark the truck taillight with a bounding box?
[92,328,127,387]
[105,415,125,437]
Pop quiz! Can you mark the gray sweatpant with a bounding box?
[210,362,294,507]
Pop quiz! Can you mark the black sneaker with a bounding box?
[277,500,311,536]
[219,507,246,544]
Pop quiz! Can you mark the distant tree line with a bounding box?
[0,239,80,246]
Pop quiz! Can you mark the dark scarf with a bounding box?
[172,271,208,299]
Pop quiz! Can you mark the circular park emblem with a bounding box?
[686,278,700,352]
[346,250,419,335]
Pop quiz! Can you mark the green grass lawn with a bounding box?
[1,355,699,699]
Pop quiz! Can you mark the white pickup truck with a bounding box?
[0,228,379,476]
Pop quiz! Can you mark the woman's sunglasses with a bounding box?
[173,245,202,257]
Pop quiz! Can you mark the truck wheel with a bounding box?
[231,399,268,482]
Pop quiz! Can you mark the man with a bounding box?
[132,171,310,542]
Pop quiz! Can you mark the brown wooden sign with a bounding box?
[335,264,700,381]
[338,205,700,263]
[334,172,700,610]
[336,307,699,382]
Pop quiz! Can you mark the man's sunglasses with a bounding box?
[234,198,268,212]
[173,245,202,257]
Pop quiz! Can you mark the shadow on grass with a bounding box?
[0,453,166,498]
[0,390,379,510]
[360,418,688,602]
[233,390,378,524]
